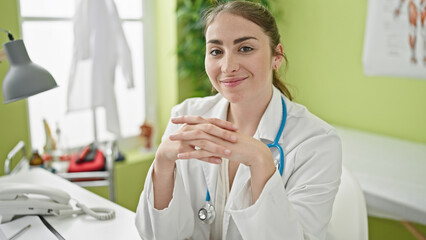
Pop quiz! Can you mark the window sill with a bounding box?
[116,135,156,165]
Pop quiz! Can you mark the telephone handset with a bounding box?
[0,183,115,223]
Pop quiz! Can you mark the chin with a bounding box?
[221,91,245,104]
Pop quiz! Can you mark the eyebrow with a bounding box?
[207,36,258,45]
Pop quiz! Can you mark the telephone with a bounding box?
[0,183,115,223]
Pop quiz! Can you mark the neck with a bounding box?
[227,89,273,136]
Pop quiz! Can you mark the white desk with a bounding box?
[0,168,141,239]
[335,126,426,226]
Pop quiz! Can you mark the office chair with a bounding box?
[326,165,369,240]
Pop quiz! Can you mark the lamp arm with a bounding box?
[0,28,15,41]
[0,28,13,62]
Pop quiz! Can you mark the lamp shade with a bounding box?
[2,39,57,103]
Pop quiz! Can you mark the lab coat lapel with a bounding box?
[228,87,285,199]
[257,87,286,145]
[223,164,250,239]
[223,88,287,238]
[201,162,219,204]
[227,165,250,204]
[201,96,229,203]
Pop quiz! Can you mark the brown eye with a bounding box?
[210,49,222,56]
[239,46,253,53]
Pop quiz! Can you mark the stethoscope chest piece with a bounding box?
[198,202,215,224]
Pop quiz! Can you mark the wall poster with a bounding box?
[363,0,426,79]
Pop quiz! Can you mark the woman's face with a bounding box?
[205,13,282,104]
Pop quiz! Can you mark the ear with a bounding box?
[272,44,284,70]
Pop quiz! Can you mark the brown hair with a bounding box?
[203,1,292,100]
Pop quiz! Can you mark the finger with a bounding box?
[171,116,205,125]
[170,126,237,143]
[177,150,223,165]
[172,116,238,131]
[177,149,223,159]
[176,140,232,158]
[206,118,238,131]
[199,156,222,164]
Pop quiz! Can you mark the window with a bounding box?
[18,0,153,151]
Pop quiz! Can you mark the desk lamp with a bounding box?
[1,28,57,103]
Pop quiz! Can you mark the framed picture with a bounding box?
[363,0,426,80]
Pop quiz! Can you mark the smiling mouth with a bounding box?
[220,77,247,87]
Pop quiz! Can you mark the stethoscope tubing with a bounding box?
[267,97,287,176]
[206,188,211,202]
[201,97,287,223]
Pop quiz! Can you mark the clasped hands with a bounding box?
[156,115,273,168]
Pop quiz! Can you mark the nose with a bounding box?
[221,53,239,73]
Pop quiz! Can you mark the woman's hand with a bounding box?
[171,115,276,203]
[155,116,239,169]
[170,116,273,168]
[152,116,239,209]
[164,115,276,203]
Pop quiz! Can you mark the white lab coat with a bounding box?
[135,87,342,240]
[67,0,134,137]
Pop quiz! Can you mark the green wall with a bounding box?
[279,0,426,143]
[155,0,178,136]
[276,0,426,238]
[0,0,31,175]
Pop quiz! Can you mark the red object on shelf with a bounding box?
[68,148,105,172]
[77,145,92,163]
[140,121,153,149]
[42,154,52,162]
[60,155,72,161]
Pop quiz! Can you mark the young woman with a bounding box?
[136,2,341,239]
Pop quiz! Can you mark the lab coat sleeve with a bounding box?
[111,1,134,89]
[135,165,194,240]
[229,130,342,240]
[135,109,194,240]
[73,0,91,61]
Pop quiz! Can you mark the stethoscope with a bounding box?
[198,97,287,224]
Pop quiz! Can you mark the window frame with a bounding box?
[16,0,157,152]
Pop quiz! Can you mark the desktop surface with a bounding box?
[0,168,141,239]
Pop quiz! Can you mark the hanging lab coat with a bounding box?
[135,87,342,240]
[67,0,134,137]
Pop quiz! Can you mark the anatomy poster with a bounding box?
[363,0,426,79]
